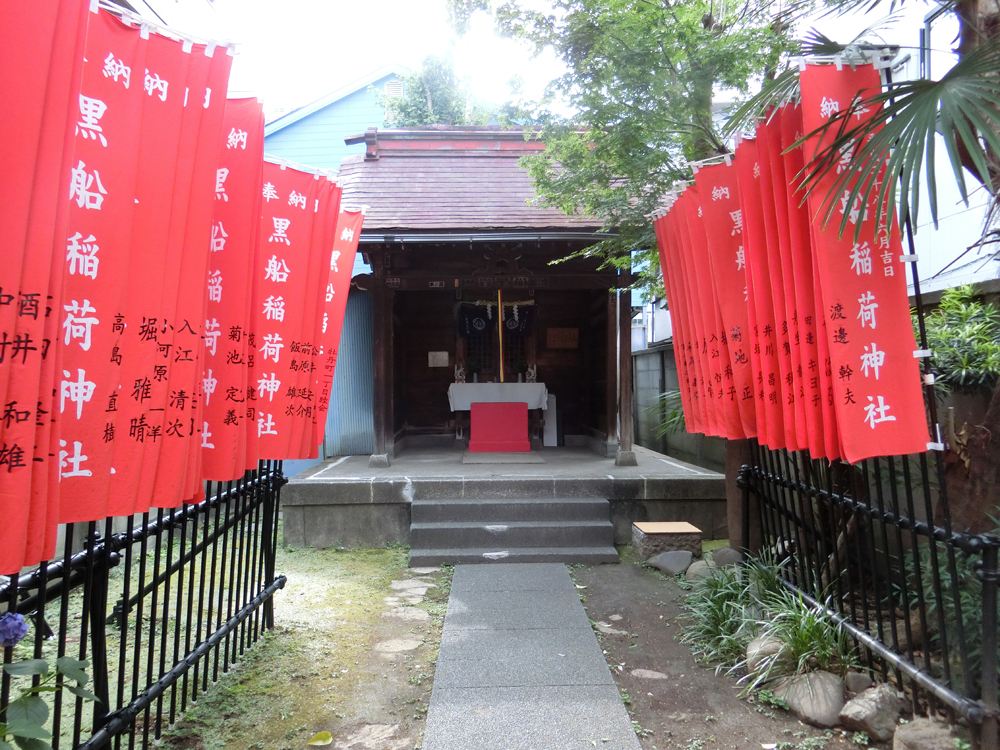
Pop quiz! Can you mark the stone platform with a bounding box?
[282,445,726,549]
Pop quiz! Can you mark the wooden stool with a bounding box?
[631,521,702,560]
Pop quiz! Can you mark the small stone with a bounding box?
[631,669,668,679]
[685,560,715,581]
[594,621,628,635]
[608,614,622,621]
[840,684,906,741]
[408,567,440,575]
[333,724,410,750]
[373,638,422,654]
[844,671,874,695]
[390,579,436,591]
[745,636,784,673]
[648,550,693,576]
[774,672,845,727]
[381,607,431,623]
[893,719,955,750]
[712,546,744,567]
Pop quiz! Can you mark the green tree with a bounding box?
[452,0,797,294]
[381,55,479,127]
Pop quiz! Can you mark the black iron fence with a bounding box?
[0,461,286,750]
[739,446,999,748]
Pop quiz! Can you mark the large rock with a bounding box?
[712,546,744,567]
[844,671,874,695]
[685,560,715,581]
[774,672,845,728]
[840,684,907,741]
[745,636,784,674]
[893,719,954,750]
[647,550,693,576]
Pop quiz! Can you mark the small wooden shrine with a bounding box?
[338,126,635,466]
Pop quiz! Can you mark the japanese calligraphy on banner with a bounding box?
[798,63,928,462]
[653,62,930,463]
[312,208,362,454]
[202,98,265,481]
[693,162,756,439]
[254,161,328,459]
[0,0,89,573]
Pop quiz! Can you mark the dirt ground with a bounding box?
[160,542,879,750]
[572,549,879,750]
[161,545,452,750]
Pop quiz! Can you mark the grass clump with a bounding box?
[680,553,858,689]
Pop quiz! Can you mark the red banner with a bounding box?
[56,9,149,523]
[654,213,700,433]
[201,98,265,481]
[778,104,839,459]
[0,0,88,572]
[311,206,360,455]
[694,161,757,438]
[799,62,929,462]
[735,137,786,449]
[254,162,324,458]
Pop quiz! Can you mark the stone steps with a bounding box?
[408,497,618,566]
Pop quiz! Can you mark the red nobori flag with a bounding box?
[202,98,265,481]
[56,9,149,523]
[311,206,361,455]
[0,0,88,573]
[674,189,724,437]
[799,62,928,462]
[254,161,323,458]
[735,136,786,450]
[694,161,757,439]
[779,104,840,459]
[756,120,803,450]
[665,203,711,434]
[287,176,341,459]
[683,184,745,439]
[653,212,700,434]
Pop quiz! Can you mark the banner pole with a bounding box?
[497,289,505,383]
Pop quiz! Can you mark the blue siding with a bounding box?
[264,75,398,172]
[325,288,374,456]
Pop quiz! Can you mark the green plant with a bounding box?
[740,591,860,693]
[649,390,686,438]
[1,657,97,750]
[918,286,1000,399]
[679,553,785,669]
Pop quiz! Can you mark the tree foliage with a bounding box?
[458,0,797,293]
[381,55,478,128]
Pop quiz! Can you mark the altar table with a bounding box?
[447,383,548,452]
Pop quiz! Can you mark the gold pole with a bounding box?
[497,289,505,383]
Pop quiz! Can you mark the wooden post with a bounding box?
[369,279,391,468]
[605,290,617,456]
[616,279,637,466]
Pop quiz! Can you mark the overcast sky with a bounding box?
[136,0,958,118]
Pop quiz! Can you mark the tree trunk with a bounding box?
[945,383,1000,533]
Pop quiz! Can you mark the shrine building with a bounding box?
[281,126,727,559]
[342,126,635,465]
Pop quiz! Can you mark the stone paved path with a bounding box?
[422,563,642,750]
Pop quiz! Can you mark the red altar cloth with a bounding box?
[469,402,531,452]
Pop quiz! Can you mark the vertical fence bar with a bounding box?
[1,571,18,718]
[73,522,97,749]
[979,540,998,750]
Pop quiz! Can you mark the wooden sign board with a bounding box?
[546,327,579,349]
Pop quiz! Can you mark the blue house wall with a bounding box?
[264,74,398,173]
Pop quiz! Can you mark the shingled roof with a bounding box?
[338,126,602,233]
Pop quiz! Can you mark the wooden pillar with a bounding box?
[605,290,617,456]
[616,279,637,466]
[370,279,392,467]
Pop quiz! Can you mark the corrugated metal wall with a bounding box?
[324,287,374,456]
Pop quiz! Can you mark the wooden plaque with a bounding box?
[546,327,579,349]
